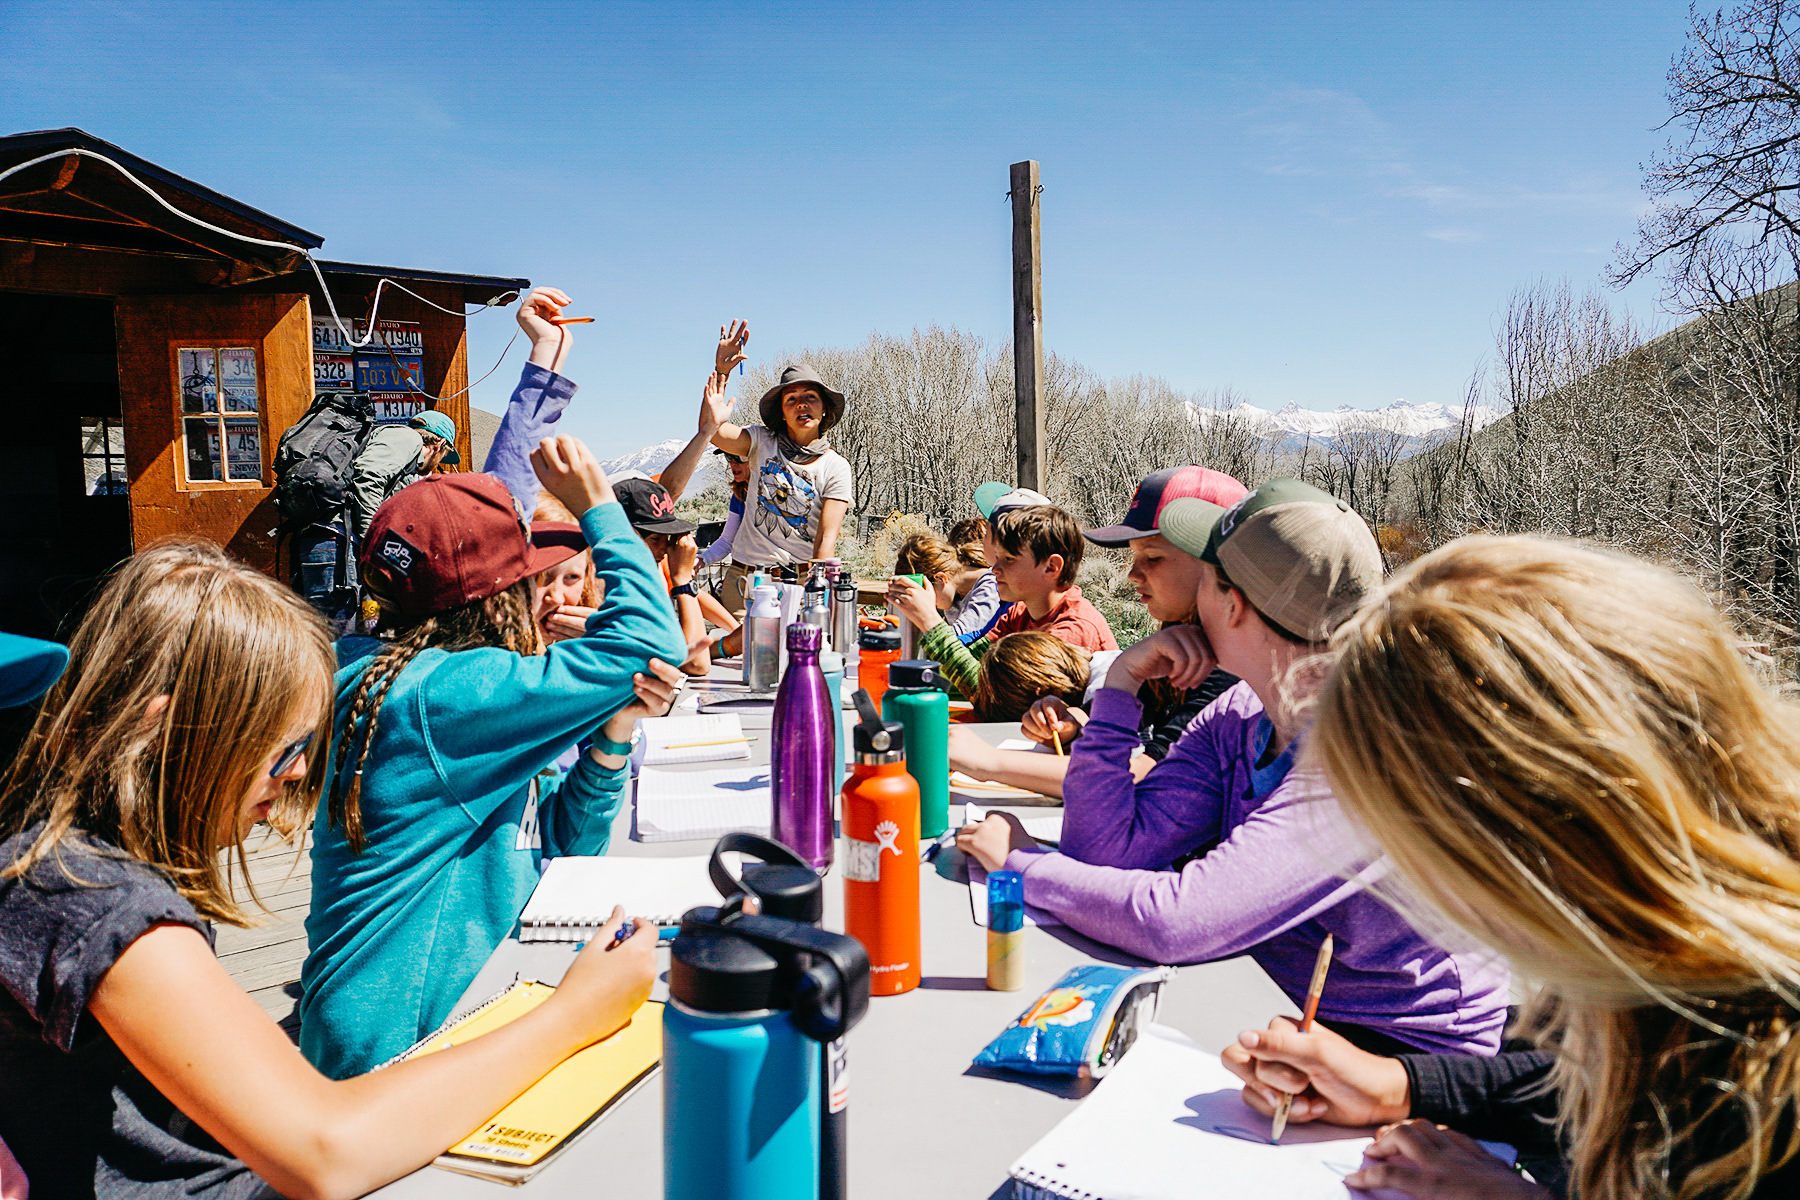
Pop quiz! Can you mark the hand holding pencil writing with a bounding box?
[1220,1013,1411,1129]
[1020,695,1084,750]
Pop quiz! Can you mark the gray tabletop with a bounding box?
[371,663,1298,1198]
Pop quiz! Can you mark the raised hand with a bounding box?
[517,288,576,374]
[1220,1017,1411,1128]
[530,435,614,520]
[700,371,734,435]
[715,319,750,377]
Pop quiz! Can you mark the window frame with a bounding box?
[173,342,268,489]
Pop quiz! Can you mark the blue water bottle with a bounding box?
[664,892,870,1200]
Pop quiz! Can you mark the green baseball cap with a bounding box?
[1159,479,1382,641]
[410,410,462,464]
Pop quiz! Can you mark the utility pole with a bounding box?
[1010,160,1044,492]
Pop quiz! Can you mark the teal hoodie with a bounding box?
[299,502,685,1079]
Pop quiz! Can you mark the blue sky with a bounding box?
[4,0,1692,457]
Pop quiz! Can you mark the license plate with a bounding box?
[312,319,354,355]
[313,353,354,389]
[372,393,424,424]
[354,320,423,355]
[355,356,423,392]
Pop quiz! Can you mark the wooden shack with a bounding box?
[0,127,528,640]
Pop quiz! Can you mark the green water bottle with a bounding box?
[882,659,950,839]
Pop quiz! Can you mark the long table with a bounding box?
[371,668,1298,1198]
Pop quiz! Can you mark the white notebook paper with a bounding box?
[1009,1024,1514,1200]
[517,855,718,941]
[634,764,771,843]
[639,714,752,766]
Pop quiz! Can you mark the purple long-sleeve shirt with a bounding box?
[1007,684,1509,1056]
[482,363,579,516]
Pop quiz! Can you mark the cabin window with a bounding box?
[80,417,127,495]
[178,345,263,484]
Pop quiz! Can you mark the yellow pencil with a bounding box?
[1270,933,1333,1144]
[1051,727,1064,756]
[661,737,754,750]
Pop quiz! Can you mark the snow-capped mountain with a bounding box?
[1194,398,1505,451]
[598,438,728,489]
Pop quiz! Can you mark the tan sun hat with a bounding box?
[1159,479,1382,641]
[757,364,846,435]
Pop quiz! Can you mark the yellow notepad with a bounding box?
[402,980,662,1178]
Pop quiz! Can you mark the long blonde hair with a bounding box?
[1313,535,1800,1200]
[0,541,334,926]
[973,632,1090,722]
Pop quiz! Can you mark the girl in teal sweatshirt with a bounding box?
[300,415,686,1079]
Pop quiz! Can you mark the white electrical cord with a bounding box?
[0,147,525,401]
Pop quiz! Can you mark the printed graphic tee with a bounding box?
[728,424,854,567]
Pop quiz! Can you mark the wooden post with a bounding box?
[1010,160,1045,492]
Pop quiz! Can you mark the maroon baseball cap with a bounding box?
[362,474,583,618]
[1084,466,1250,546]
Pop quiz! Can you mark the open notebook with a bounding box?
[637,714,752,766]
[517,855,718,941]
[1009,1024,1513,1200]
[634,764,771,843]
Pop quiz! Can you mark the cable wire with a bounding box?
[0,148,525,403]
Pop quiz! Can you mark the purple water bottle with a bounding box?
[771,622,835,871]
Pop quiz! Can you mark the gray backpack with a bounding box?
[271,391,375,531]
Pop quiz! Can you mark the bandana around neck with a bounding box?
[776,429,832,465]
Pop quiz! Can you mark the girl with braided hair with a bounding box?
[299,432,686,1080]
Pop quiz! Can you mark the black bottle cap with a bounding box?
[886,660,943,690]
[852,717,906,756]
[668,905,792,1014]
[740,863,824,924]
[859,626,900,652]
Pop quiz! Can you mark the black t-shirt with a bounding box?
[1138,669,1239,761]
[0,824,278,1198]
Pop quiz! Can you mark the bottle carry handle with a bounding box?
[719,911,871,1043]
[708,833,810,906]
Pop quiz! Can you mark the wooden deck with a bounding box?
[219,826,313,1041]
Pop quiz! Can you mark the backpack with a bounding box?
[271,391,375,531]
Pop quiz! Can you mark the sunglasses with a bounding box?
[269,733,314,778]
[716,453,749,464]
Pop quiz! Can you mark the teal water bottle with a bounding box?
[881,659,950,839]
[819,649,847,804]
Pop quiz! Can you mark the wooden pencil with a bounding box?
[1270,933,1333,1144]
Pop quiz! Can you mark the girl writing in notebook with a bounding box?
[0,541,660,1200]
[1225,536,1800,1199]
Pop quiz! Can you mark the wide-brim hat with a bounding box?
[1084,465,1249,546]
[362,474,581,618]
[758,364,846,436]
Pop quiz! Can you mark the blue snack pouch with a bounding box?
[971,964,1175,1078]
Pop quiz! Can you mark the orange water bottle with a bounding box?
[857,625,902,714]
[841,690,921,996]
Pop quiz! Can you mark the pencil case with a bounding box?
[971,965,1175,1078]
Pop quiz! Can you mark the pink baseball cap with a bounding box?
[1083,466,1250,546]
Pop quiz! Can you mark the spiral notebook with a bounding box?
[638,714,752,766]
[1008,1024,1514,1199]
[517,855,718,941]
[634,764,771,843]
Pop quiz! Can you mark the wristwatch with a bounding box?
[670,580,698,599]
[591,726,641,759]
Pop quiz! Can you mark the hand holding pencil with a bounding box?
[1269,935,1333,1143]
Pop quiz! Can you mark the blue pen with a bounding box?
[606,921,634,949]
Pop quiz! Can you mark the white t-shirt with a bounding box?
[729,425,854,567]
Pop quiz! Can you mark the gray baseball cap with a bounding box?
[1160,479,1382,641]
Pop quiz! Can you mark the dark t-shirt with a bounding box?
[0,824,277,1198]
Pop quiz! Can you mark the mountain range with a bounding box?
[594,399,1509,484]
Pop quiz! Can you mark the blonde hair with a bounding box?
[973,632,1091,722]
[0,541,334,926]
[531,489,601,608]
[1312,535,1800,1200]
[894,533,987,586]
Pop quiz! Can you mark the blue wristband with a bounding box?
[591,729,637,758]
